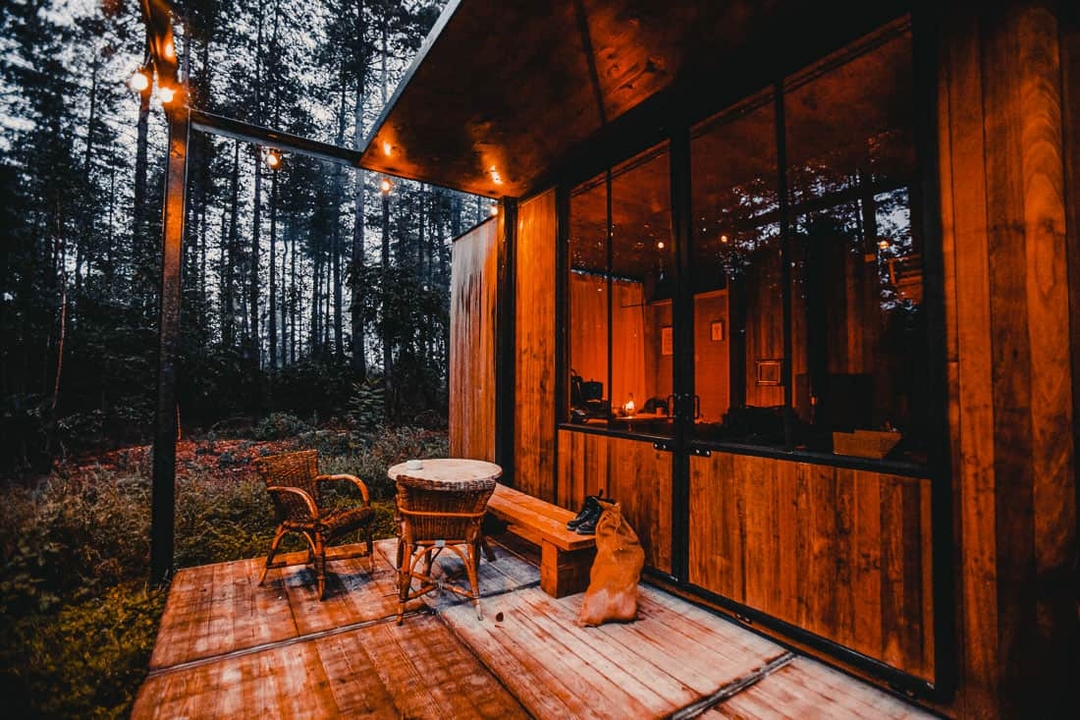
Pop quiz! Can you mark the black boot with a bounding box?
[574,501,604,535]
[567,494,602,530]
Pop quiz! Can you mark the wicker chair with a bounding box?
[254,450,376,600]
[395,473,496,624]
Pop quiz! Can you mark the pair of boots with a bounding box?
[566,492,610,535]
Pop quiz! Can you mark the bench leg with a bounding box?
[540,540,596,598]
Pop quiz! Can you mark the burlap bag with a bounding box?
[579,499,645,626]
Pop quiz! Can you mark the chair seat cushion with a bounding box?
[323,505,376,535]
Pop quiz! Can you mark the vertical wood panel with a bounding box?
[693,291,729,422]
[852,469,883,660]
[646,300,674,405]
[982,10,1037,713]
[833,467,856,650]
[687,451,933,680]
[568,273,608,388]
[744,252,786,407]
[939,8,998,716]
[610,281,648,408]
[450,220,498,461]
[1015,8,1076,711]
[514,191,557,500]
[607,437,673,574]
[939,4,1077,716]
[558,431,672,574]
[688,452,739,599]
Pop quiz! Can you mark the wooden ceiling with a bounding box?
[358,0,908,198]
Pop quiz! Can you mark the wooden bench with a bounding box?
[485,484,596,598]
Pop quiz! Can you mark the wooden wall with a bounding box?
[687,452,935,680]
[937,2,1077,716]
[449,218,498,461]
[568,274,648,410]
[513,191,557,500]
[557,430,673,574]
[693,291,730,423]
[481,6,1079,719]
[644,299,673,406]
[742,251,786,407]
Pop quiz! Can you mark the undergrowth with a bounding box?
[0,422,446,718]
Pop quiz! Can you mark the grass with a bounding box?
[0,423,447,718]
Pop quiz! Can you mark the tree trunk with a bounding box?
[350,35,368,379]
[223,141,241,349]
[268,168,278,371]
[332,170,344,360]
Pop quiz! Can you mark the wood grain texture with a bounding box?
[136,537,935,719]
[557,430,673,574]
[514,190,557,500]
[450,219,498,461]
[710,655,934,719]
[741,251,786,407]
[439,584,789,719]
[687,452,934,680]
[568,273,650,416]
[938,7,998,716]
[487,483,596,552]
[693,291,730,423]
[938,4,1077,716]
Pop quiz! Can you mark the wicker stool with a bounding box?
[395,473,496,624]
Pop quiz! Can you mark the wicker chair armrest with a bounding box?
[266,485,320,519]
[315,473,371,504]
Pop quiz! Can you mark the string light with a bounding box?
[264,148,281,169]
[380,177,392,194]
[129,68,150,92]
[158,85,176,104]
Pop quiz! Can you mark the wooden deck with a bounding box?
[132,537,937,719]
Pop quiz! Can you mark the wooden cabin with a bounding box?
[359,1,1078,717]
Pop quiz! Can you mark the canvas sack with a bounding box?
[579,499,645,626]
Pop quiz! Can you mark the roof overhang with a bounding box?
[358,0,908,198]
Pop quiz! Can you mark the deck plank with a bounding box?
[136,538,937,720]
[706,656,934,719]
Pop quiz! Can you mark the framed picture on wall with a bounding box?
[756,359,782,385]
[661,326,673,356]
[710,320,725,342]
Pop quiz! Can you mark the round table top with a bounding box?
[387,458,503,486]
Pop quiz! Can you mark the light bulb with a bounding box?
[159,86,175,103]
[129,69,150,92]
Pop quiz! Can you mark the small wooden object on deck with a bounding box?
[485,484,597,598]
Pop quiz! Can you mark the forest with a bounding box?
[1,0,487,476]
[1,1,490,714]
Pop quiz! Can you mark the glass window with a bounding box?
[566,145,673,435]
[687,23,926,464]
[689,91,781,443]
[564,21,926,465]
[786,27,924,462]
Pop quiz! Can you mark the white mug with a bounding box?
[406,459,423,470]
